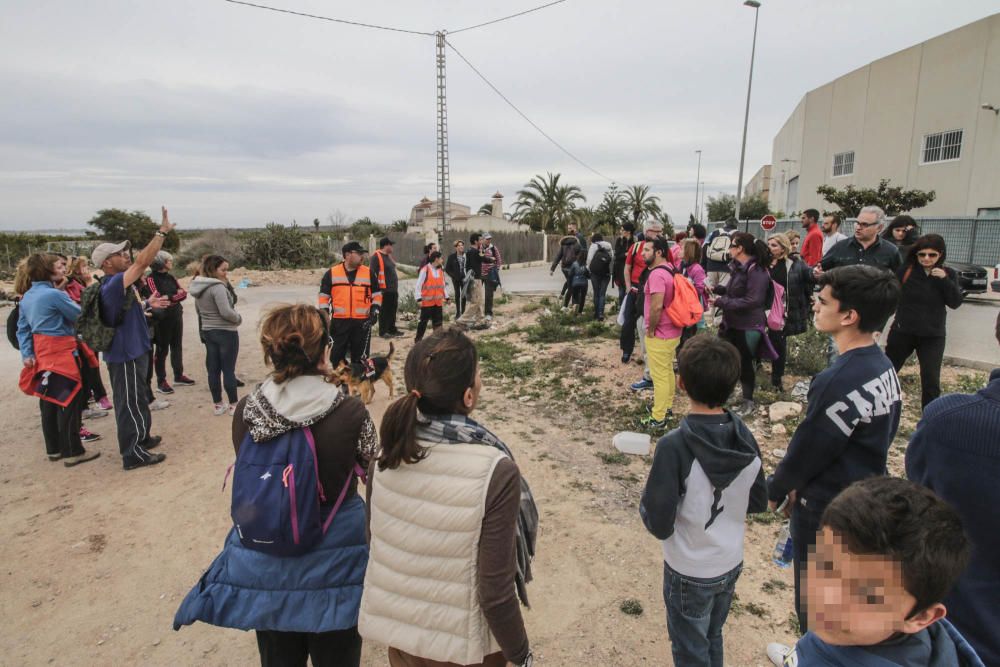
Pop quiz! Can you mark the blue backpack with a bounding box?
[226,425,364,557]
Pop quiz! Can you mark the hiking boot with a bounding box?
[80,428,102,443]
[157,381,174,394]
[123,451,167,471]
[640,415,668,430]
[173,375,196,386]
[766,642,793,666]
[142,435,163,450]
[735,399,757,416]
[63,451,101,468]
[97,396,113,410]
[213,403,227,416]
[621,352,631,364]
[150,399,170,411]
[82,408,108,420]
[630,378,654,392]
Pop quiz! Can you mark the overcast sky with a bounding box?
[0,1,996,231]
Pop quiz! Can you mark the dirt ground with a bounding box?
[0,289,986,666]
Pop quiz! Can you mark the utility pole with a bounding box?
[699,181,705,224]
[435,31,451,242]
[735,0,761,222]
[694,150,702,223]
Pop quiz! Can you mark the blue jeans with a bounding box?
[203,329,240,404]
[663,561,743,667]
[591,274,610,319]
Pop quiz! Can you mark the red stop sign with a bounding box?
[760,215,777,231]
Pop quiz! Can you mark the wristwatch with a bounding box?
[516,651,533,667]
[155,230,167,237]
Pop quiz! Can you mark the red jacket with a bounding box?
[19,334,82,408]
[801,225,824,267]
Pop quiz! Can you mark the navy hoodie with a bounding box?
[905,369,1000,667]
[769,345,901,508]
[781,619,984,666]
[640,411,768,578]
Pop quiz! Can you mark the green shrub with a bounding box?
[787,327,829,376]
[176,229,246,271]
[240,223,330,269]
[620,599,644,616]
[477,337,533,378]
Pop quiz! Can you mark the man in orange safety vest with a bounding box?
[317,241,382,365]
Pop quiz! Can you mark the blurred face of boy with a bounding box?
[807,527,945,645]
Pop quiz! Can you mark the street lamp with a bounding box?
[699,181,705,223]
[734,0,761,223]
[694,150,702,223]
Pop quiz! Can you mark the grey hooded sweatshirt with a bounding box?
[640,411,768,578]
[190,277,241,331]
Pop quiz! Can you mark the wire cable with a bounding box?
[222,0,434,36]
[445,38,616,184]
[447,0,569,35]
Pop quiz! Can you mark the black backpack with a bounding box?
[589,246,612,277]
[6,302,20,350]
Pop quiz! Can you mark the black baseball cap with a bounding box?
[378,237,394,248]
[342,241,365,255]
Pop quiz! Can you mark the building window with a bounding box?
[786,176,799,212]
[922,130,963,164]
[832,151,854,177]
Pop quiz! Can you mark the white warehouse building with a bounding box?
[770,12,1000,218]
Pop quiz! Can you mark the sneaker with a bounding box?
[735,399,757,416]
[47,453,62,462]
[63,451,101,468]
[621,352,631,364]
[630,378,654,392]
[157,381,174,394]
[213,403,227,416]
[82,408,108,420]
[766,642,793,666]
[150,399,170,411]
[173,375,196,386]
[97,396,113,410]
[388,331,406,338]
[142,435,163,450]
[123,451,167,471]
[235,378,246,388]
[80,428,102,443]
[640,415,668,430]
[228,404,237,416]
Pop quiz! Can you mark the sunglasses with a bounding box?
[916,252,941,259]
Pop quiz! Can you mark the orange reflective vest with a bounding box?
[318,263,382,319]
[371,251,390,290]
[419,266,446,308]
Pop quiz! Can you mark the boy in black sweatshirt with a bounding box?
[767,265,902,635]
[640,335,768,667]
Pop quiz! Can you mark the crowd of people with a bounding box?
[8,203,997,666]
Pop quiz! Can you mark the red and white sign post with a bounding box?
[760,214,777,231]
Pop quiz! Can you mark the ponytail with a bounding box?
[378,390,426,471]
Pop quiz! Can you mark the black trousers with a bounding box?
[484,281,498,316]
[39,367,86,459]
[107,356,156,465]
[81,361,108,402]
[885,328,946,409]
[790,498,825,634]
[415,305,443,341]
[451,278,465,317]
[378,291,399,336]
[721,328,757,401]
[619,291,640,355]
[768,330,788,386]
[330,319,368,366]
[571,285,587,313]
[255,627,361,667]
[153,309,185,382]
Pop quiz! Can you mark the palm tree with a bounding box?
[511,172,586,233]
[622,185,661,226]
[596,184,627,231]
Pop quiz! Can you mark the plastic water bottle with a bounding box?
[773,522,793,568]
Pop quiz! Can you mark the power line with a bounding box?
[222,0,434,36]
[447,0,569,35]
[445,38,617,184]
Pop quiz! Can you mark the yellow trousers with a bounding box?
[646,335,680,420]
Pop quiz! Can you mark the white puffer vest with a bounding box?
[359,441,506,665]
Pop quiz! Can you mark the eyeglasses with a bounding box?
[916,252,940,259]
[854,221,880,229]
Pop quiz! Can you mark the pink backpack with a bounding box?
[766,280,786,331]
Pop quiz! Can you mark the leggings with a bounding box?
[768,330,787,386]
[721,328,759,402]
[203,329,239,404]
[153,310,185,382]
[885,328,945,409]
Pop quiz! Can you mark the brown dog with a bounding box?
[333,343,395,404]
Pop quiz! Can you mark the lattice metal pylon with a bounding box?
[435,31,450,239]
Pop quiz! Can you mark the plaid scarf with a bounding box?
[417,412,538,607]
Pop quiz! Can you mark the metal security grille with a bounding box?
[832,151,855,177]
[923,129,963,163]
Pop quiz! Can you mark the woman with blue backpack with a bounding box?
[174,304,378,667]
[359,328,537,667]
[766,233,814,392]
